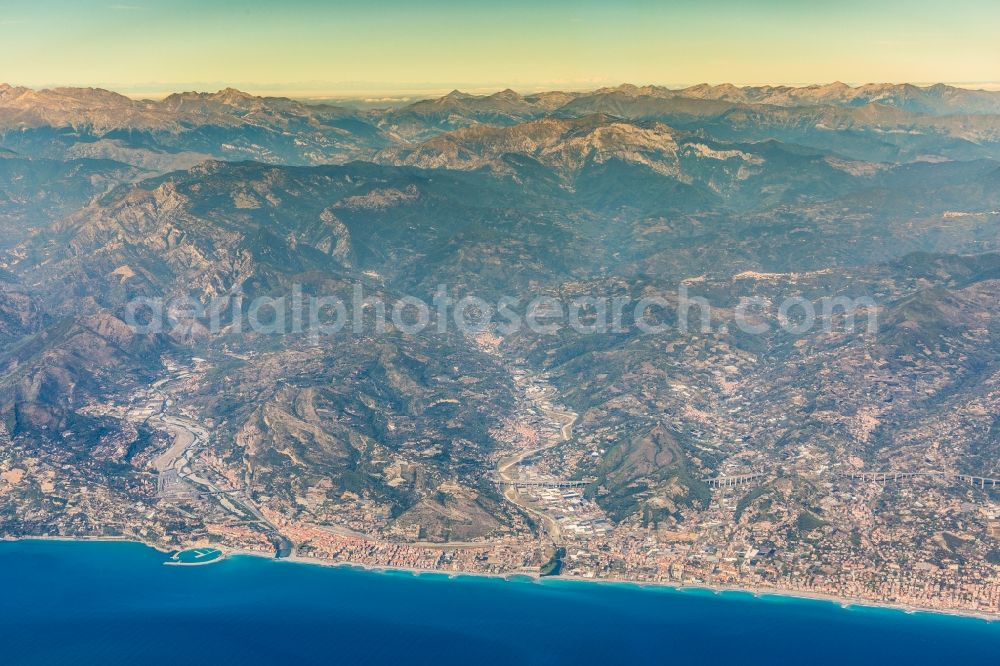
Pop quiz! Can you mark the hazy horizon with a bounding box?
[2,0,1000,95]
[5,80,1000,103]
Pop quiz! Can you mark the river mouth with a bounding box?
[494,368,580,549]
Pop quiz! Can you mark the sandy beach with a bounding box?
[223,544,1000,623]
[4,534,996,622]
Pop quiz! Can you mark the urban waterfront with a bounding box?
[0,540,997,665]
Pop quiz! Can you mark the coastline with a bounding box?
[1,533,174,555]
[4,534,997,623]
[214,544,1000,623]
[543,573,1000,624]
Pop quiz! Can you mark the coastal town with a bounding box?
[5,347,995,621]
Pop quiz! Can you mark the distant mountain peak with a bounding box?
[594,83,671,98]
[0,83,22,101]
[214,87,253,97]
[489,88,522,101]
[603,83,640,94]
[208,87,258,105]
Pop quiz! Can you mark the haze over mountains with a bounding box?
[3,81,1000,166]
[1,81,999,605]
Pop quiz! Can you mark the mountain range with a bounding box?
[1,82,999,594]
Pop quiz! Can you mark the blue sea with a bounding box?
[1,540,997,665]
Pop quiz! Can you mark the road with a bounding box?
[139,367,294,557]
[495,382,578,546]
[843,470,1000,489]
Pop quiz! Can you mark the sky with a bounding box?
[1,0,999,96]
